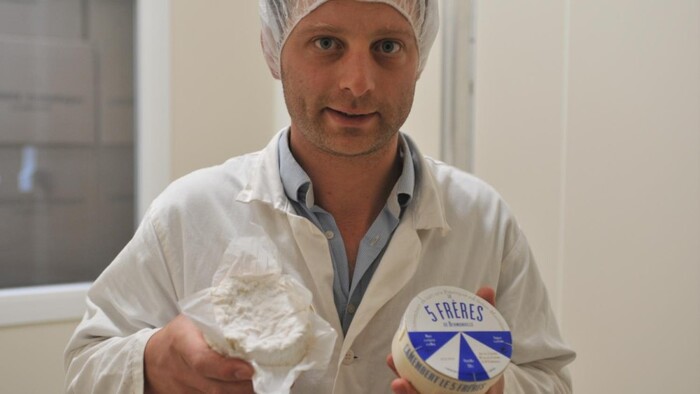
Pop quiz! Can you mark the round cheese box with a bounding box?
[391,286,512,394]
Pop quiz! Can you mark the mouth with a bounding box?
[329,108,375,117]
[325,108,378,126]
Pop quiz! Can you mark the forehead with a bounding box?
[291,0,415,40]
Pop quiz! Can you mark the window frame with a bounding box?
[0,0,170,327]
[0,283,90,326]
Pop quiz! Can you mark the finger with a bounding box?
[173,316,255,382]
[190,349,255,382]
[197,377,255,394]
[485,376,505,393]
[391,378,418,394]
[174,357,254,393]
[210,357,255,382]
[388,356,418,393]
[172,315,215,355]
[476,286,496,306]
[386,354,399,376]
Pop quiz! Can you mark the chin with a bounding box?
[322,139,393,158]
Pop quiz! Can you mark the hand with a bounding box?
[387,354,419,394]
[386,286,505,394]
[484,376,505,394]
[144,314,255,394]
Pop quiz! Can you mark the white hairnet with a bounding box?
[259,0,439,79]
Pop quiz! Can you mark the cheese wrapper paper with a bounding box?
[179,236,337,394]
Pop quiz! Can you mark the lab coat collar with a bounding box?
[236,128,451,234]
[236,129,292,211]
[402,134,452,234]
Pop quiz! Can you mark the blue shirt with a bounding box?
[278,130,416,335]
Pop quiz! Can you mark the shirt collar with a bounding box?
[278,128,315,208]
[277,128,415,211]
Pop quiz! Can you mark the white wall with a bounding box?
[0,320,78,394]
[170,0,277,178]
[473,1,700,392]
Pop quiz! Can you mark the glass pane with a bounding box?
[0,0,135,288]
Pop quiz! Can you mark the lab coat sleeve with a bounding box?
[64,206,180,393]
[496,229,576,393]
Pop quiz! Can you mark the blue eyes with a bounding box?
[313,37,402,55]
[315,37,336,50]
[377,40,400,54]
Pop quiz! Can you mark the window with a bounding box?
[0,0,135,289]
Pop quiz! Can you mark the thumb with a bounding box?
[476,286,496,307]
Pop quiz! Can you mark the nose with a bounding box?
[338,49,376,98]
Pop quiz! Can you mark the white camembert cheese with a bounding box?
[210,272,312,366]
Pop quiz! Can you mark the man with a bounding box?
[65,1,575,393]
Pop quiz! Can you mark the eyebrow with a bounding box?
[373,27,415,41]
[297,23,414,41]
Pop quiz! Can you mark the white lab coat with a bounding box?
[65,132,575,393]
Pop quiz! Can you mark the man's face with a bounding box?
[280,0,420,158]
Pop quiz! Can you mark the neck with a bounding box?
[289,130,402,228]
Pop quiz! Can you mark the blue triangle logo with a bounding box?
[459,334,489,381]
[408,331,459,361]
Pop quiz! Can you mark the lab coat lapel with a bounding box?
[338,213,422,363]
[286,214,343,334]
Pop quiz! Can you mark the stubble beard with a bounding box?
[283,85,415,160]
